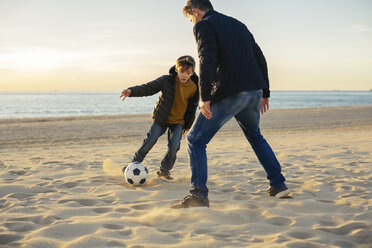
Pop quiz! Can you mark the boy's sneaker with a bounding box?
[171,195,210,209]
[156,170,174,181]
[267,186,291,198]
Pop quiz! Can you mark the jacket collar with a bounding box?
[202,9,216,20]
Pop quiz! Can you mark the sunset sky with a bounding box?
[0,0,371,92]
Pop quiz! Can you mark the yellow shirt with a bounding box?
[167,77,197,125]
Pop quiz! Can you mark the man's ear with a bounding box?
[192,8,199,17]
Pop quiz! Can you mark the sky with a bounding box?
[0,0,371,92]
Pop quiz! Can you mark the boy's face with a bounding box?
[176,66,194,83]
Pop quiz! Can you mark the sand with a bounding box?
[0,106,371,248]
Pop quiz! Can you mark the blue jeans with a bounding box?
[187,90,286,199]
[133,123,183,173]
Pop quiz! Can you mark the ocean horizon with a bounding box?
[1,91,372,119]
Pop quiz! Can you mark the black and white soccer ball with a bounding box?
[123,162,149,185]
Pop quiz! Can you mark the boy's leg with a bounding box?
[160,124,183,174]
[132,123,166,163]
[234,90,287,189]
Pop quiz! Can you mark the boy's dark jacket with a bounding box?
[128,66,199,131]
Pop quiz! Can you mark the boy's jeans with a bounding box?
[187,90,286,199]
[133,123,183,173]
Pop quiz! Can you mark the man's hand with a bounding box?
[261,98,269,114]
[200,101,212,119]
[120,89,132,101]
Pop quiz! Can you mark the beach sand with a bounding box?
[1,106,372,248]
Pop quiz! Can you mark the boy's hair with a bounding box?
[176,55,195,71]
[183,0,214,16]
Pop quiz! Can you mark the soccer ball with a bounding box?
[123,162,149,185]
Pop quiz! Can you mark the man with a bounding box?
[172,0,291,208]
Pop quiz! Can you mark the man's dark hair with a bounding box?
[183,0,214,16]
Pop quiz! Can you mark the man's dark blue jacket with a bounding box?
[194,10,270,103]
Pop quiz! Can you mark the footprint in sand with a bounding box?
[7,192,35,200]
[101,197,117,204]
[102,224,123,230]
[0,234,23,246]
[4,222,36,232]
[59,182,79,188]
[92,207,112,214]
[115,208,131,214]
[266,217,294,226]
[131,204,152,210]
[9,169,27,176]
[117,229,132,236]
[58,198,98,206]
[287,231,315,240]
[213,233,233,241]
[74,199,99,206]
[193,228,212,235]
[106,241,127,247]
[168,232,184,239]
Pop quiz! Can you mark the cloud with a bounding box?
[341,24,372,33]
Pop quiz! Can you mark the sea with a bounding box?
[0,91,372,119]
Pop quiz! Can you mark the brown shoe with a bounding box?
[156,170,174,181]
[171,195,210,209]
[267,186,291,198]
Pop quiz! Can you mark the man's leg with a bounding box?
[132,123,166,163]
[159,124,183,174]
[234,90,288,192]
[187,92,252,199]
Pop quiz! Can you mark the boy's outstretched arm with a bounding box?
[126,76,165,98]
[120,89,132,101]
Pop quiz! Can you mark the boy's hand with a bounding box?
[120,89,132,101]
[261,98,269,114]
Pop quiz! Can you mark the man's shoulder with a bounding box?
[204,10,230,22]
[196,11,241,30]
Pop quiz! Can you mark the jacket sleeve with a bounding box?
[194,20,218,102]
[252,41,270,98]
[128,76,164,97]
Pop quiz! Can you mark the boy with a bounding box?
[120,56,199,181]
